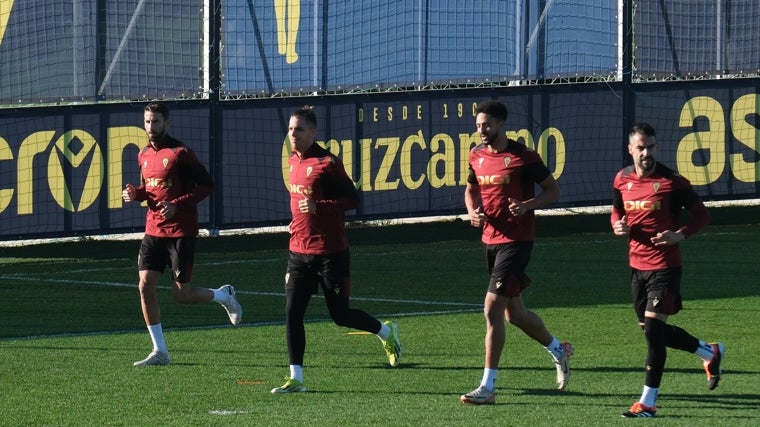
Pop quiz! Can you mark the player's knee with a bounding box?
[484,308,506,327]
[503,304,529,327]
[483,305,494,319]
[137,280,158,298]
[137,282,149,293]
[483,297,505,321]
[643,317,667,344]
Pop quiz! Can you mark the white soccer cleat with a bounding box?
[555,341,574,390]
[460,385,496,405]
[271,377,306,394]
[704,342,725,390]
[218,284,242,326]
[133,350,171,366]
[379,321,402,367]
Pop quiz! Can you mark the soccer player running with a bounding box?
[122,102,242,366]
[271,105,401,393]
[612,123,724,418]
[460,100,573,405]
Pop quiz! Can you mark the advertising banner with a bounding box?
[1,82,757,239]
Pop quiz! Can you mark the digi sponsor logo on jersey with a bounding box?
[144,177,172,189]
[624,200,661,211]
[289,184,313,196]
[476,174,511,185]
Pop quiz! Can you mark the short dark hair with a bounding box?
[629,123,656,138]
[291,105,317,128]
[144,102,169,120]
[475,100,508,121]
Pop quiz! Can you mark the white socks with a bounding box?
[544,338,564,360]
[480,368,498,390]
[376,322,391,340]
[477,338,563,391]
[290,365,303,382]
[639,385,658,407]
[211,287,229,304]
[147,323,167,353]
[694,340,715,362]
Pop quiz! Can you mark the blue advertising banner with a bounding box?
[0,82,758,239]
[0,105,212,238]
[219,89,624,225]
[632,87,760,199]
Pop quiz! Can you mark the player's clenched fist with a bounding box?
[122,184,137,203]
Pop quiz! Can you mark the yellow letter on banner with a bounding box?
[400,131,426,190]
[677,96,725,185]
[730,94,760,183]
[108,126,145,208]
[281,135,291,190]
[538,127,566,179]
[428,133,456,188]
[0,0,14,47]
[458,132,479,185]
[47,130,103,212]
[17,131,55,215]
[0,136,13,213]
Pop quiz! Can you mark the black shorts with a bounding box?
[485,241,533,297]
[137,235,196,283]
[631,267,683,322]
[285,249,351,296]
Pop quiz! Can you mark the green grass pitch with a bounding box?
[1,209,758,426]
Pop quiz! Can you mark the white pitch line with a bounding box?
[0,306,483,343]
[209,410,250,416]
[0,275,482,308]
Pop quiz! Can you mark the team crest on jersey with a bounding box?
[627,182,633,191]
[478,157,485,168]
[504,157,511,168]
[143,160,148,169]
[306,166,313,177]
[162,158,169,169]
[653,183,660,193]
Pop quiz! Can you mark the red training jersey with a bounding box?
[467,140,552,244]
[132,135,214,237]
[288,143,360,254]
[611,163,709,270]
